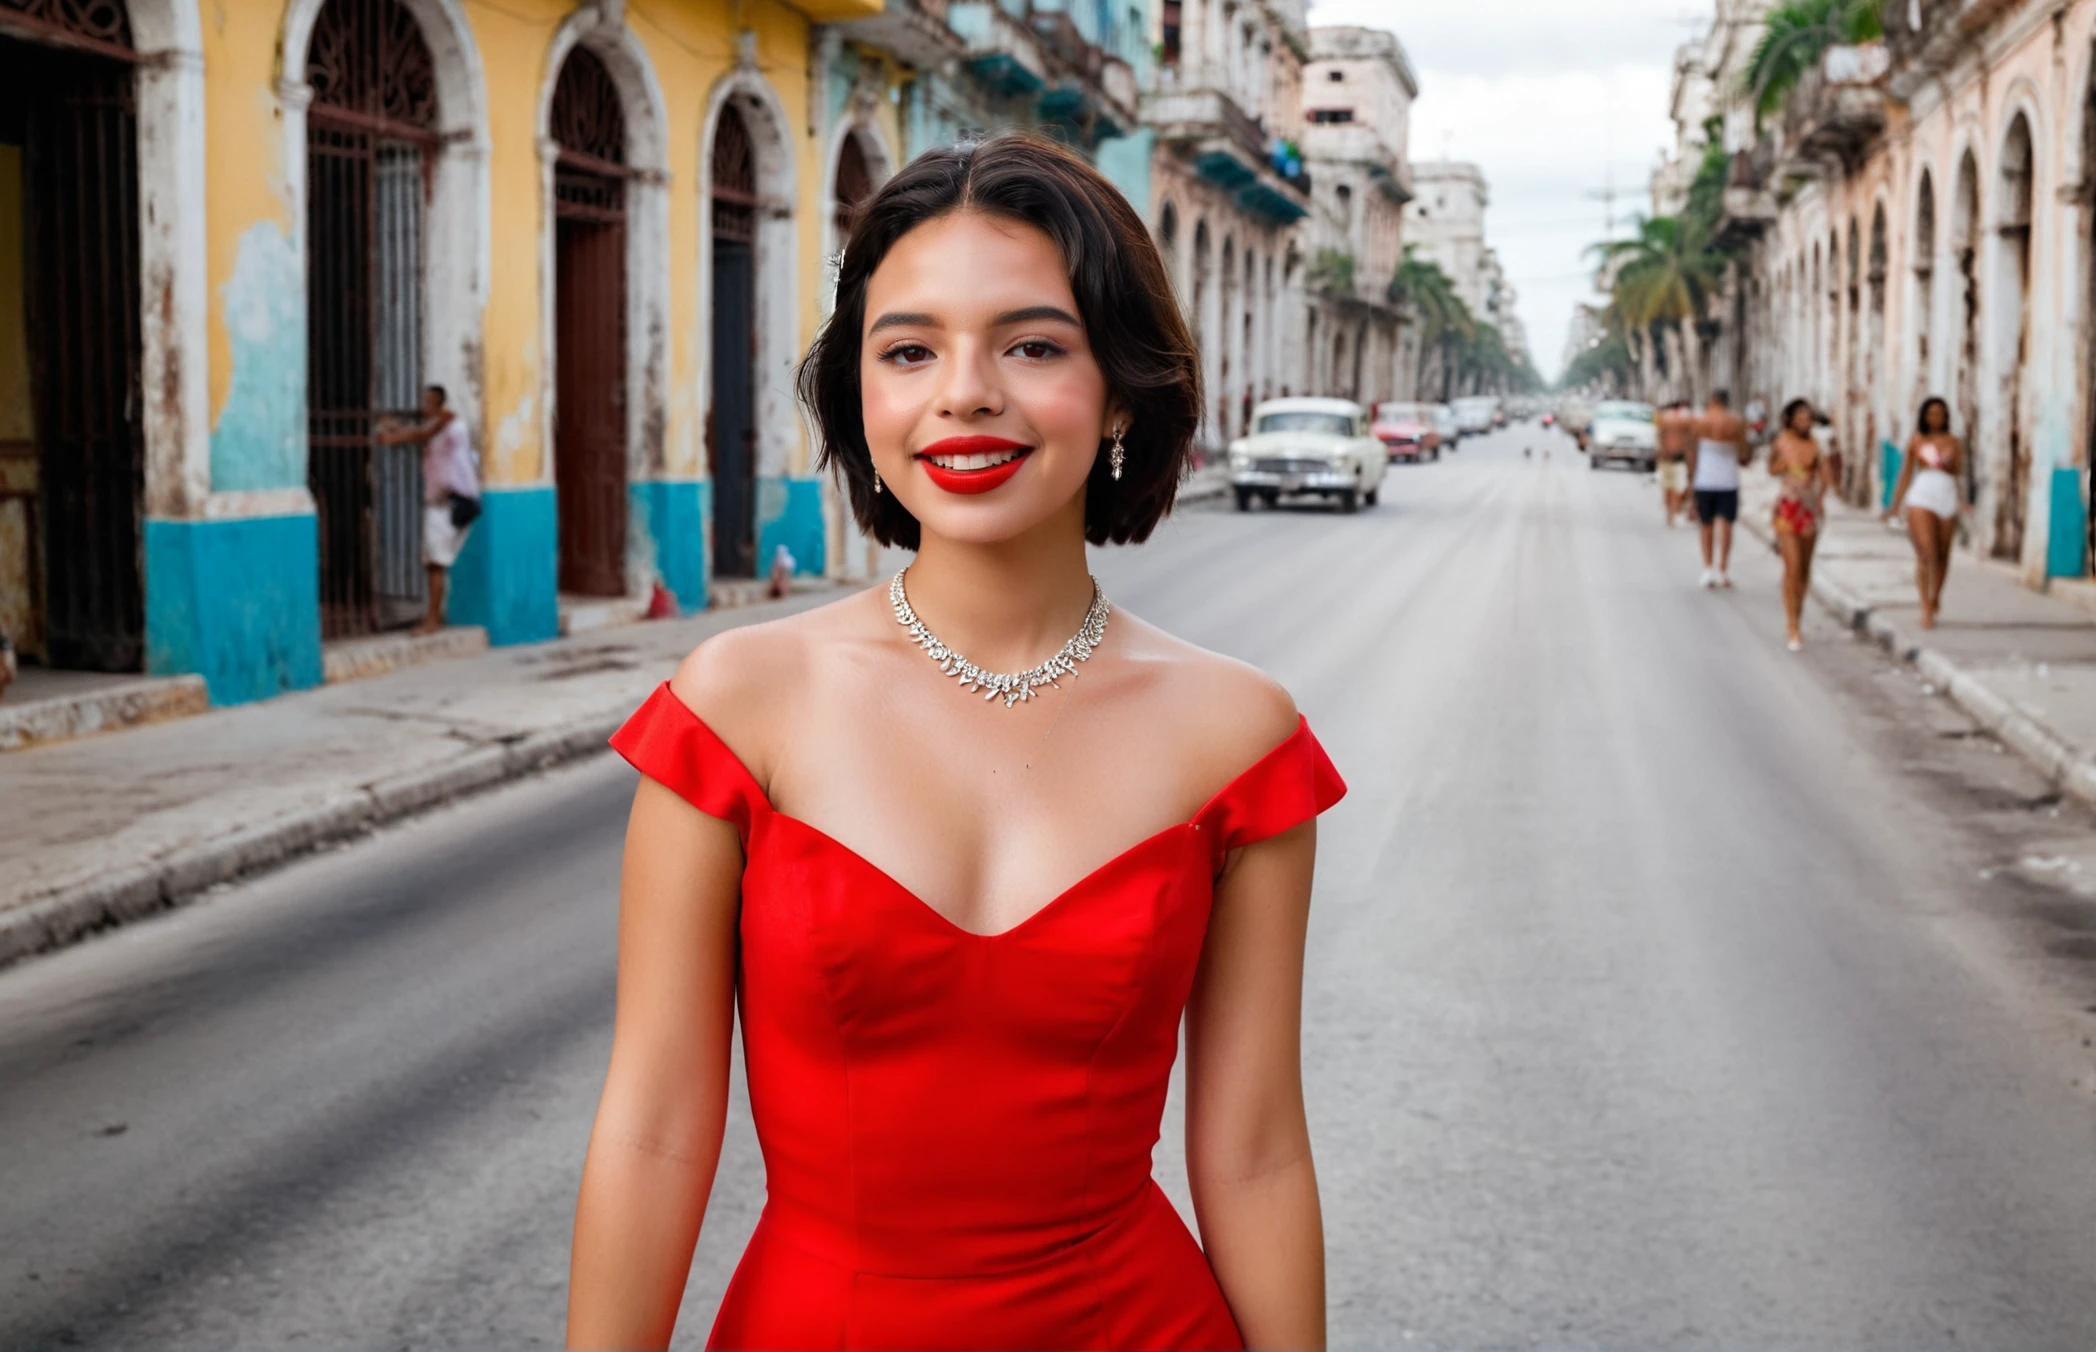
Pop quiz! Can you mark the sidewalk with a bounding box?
[1740,473,2096,808]
[0,586,846,968]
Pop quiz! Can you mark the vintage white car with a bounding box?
[1226,398,1388,513]
[1587,399,1658,472]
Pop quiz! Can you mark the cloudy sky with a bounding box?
[1306,0,1688,379]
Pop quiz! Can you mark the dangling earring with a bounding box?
[1109,427,1126,481]
[873,465,884,495]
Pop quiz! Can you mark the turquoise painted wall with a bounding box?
[145,513,323,705]
[2048,467,2086,578]
[757,476,826,578]
[631,478,711,614]
[1095,127,1153,214]
[449,486,560,645]
[210,224,307,492]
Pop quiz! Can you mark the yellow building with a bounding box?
[0,0,887,702]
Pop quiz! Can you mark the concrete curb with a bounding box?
[1741,508,2096,812]
[0,706,630,970]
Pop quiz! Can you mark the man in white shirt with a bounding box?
[1686,389,1751,589]
[381,385,481,634]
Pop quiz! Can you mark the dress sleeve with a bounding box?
[608,683,767,844]
[1194,716,1347,866]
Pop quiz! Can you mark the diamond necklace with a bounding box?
[889,568,1111,708]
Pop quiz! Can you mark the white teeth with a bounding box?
[928,449,1024,470]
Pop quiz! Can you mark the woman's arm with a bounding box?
[1184,819,1325,1350]
[566,777,743,1349]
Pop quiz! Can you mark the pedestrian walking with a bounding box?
[1768,399,1833,651]
[1655,399,1694,527]
[380,385,480,636]
[1884,396,1965,630]
[570,133,1342,1351]
[1687,388,1751,589]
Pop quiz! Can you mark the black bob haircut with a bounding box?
[796,132,1202,550]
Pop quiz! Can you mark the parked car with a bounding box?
[1452,395,1499,436]
[1431,404,1462,449]
[1371,402,1442,462]
[1587,399,1658,471]
[1228,398,1389,512]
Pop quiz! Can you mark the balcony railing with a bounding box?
[1777,45,1888,172]
[1144,84,1313,219]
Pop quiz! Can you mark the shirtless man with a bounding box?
[1655,400,1694,527]
[1685,388,1752,589]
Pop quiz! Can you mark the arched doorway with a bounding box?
[1912,170,1936,414]
[1157,202,1178,297]
[0,1,142,669]
[832,129,873,246]
[1992,114,2034,561]
[304,0,440,635]
[709,103,758,578]
[1219,235,1235,437]
[549,45,628,597]
[1867,204,1887,493]
[1953,150,1981,510]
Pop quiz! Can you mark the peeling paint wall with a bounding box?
[209,223,306,492]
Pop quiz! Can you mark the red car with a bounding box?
[1371,402,1443,462]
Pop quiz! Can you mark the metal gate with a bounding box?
[5,22,145,672]
[305,0,437,637]
[710,105,758,580]
[551,46,628,598]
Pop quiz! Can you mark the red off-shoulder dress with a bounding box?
[609,684,1346,1351]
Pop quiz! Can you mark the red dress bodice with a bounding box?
[610,685,1346,1351]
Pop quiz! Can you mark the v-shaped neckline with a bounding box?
[663,695,1309,941]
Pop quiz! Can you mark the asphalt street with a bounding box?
[6,426,2096,1349]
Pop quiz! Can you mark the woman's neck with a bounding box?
[902,509,1098,672]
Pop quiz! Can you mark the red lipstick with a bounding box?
[915,436,1034,495]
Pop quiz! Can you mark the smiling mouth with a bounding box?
[924,448,1030,471]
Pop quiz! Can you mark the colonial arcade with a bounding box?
[0,0,889,705]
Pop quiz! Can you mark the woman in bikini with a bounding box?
[1769,398,1833,651]
[1884,396,1964,629]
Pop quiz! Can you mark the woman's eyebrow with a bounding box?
[991,305,1081,327]
[867,311,938,335]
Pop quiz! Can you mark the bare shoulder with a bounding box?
[1110,611,1302,785]
[668,591,883,780]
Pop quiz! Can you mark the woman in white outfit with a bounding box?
[1884,396,1963,630]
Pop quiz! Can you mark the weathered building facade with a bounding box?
[1142,0,1316,446]
[1679,0,2096,585]
[1299,23,1413,408]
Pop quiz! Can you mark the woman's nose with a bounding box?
[935,339,1003,420]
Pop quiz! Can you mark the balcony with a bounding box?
[1301,119,1410,203]
[834,0,967,71]
[1145,85,1313,222]
[949,1,1048,96]
[1711,147,1777,249]
[1885,0,2023,99]
[1776,46,1888,174]
[782,0,884,19]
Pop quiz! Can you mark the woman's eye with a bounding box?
[880,343,933,367]
[1012,340,1064,360]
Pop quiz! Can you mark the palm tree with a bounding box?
[1390,249,1472,400]
[1590,214,1727,400]
[1744,0,1884,128]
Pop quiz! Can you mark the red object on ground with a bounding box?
[646,582,679,619]
[609,684,1347,1349]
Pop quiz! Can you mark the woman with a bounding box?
[1768,398,1833,651]
[567,134,1341,1351]
[1885,396,1964,629]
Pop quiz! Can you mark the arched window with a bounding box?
[833,131,873,243]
